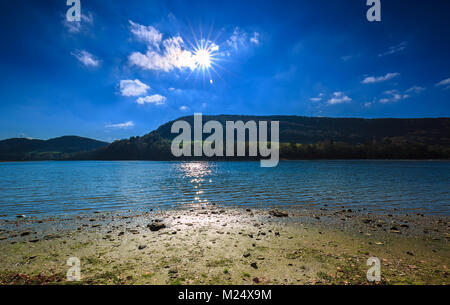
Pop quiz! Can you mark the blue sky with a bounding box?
[0,0,449,142]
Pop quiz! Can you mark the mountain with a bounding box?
[154,115,450,145]
[0,136,109,161]
[82,115,450,161]
[2,116,449,161]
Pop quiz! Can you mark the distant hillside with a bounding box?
[82,115,450,161]
[0,136,109,161]
[155,115,450,145]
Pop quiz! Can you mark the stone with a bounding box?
[269,209,288,217]
[148,220,166,232]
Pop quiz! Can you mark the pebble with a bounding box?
[148,220,166,232]
[269,209,288,217]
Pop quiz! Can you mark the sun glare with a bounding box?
[195,49,211,68]
[193,40,219,71]
[194,48,212,69]
[185,34,223,83]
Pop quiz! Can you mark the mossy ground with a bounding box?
[0,207,448,285]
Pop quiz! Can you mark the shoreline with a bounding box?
[2,159,450,163]
[0,205,448,285]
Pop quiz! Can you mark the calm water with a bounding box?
[0,161,449,217]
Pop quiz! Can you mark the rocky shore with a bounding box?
[0,205,448,285]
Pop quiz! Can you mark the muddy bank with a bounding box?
[0,206,448,285]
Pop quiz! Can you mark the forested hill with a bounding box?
[154,115,450,145]
[0,136,109,161]
[82,115,450,161]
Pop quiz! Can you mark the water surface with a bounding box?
[0,160,448,217]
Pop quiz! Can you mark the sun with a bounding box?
[184,34,223,84]
[193,41,218,71]
[194,48,212,69]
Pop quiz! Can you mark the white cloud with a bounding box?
[379,89,409,103]
[309,93,324,102]
[179,106,189,111]
[136,94,167,105]
[71,50,101,67]
[405,86,426,94]
[364,102,372,107]
[168,87,183,94]
[226,27,247,50]
[105,121,134,129]
[120,79,150,97]
[128,24,257,72]
[250,32,260,45]
[435,77,450,90]
[328,92,352,104]
[361,73,400,84]
[129,21,162,49]
[64,12,94,33]
[129,36,196,72]
[378,41,407,57]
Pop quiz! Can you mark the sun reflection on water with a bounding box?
[178,162,213,179]
[176,162,215,207]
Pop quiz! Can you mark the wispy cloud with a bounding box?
[309,93,324,102]
[405,85,426,94]
[120,79,150,97]
[128,22,257,72]
[105,121,134,129]
[341,55,353,61]
[378,85,425,104]
[129,20,162,49]
[71,50,101,67]
[226,27,248,50]
[341,54,360,61]
[179,106,189,111]
[129,35,197,72]
[274,65,297,81]
[435,77,450,90]
[328,92,352,104]
[136,94,167,105]
[378,41,407,57]
[63,12,93,33]
[226,27,260,51]
[361,73,400,84]
[250,32,260,45]
[379,89,410,103]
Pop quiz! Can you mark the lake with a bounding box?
[0,160,448,218]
